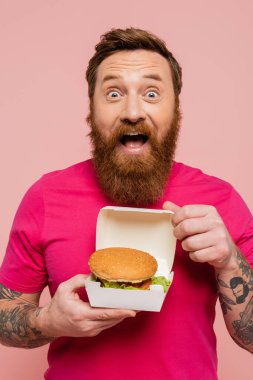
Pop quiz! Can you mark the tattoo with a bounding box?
[217,248,253,312]
[0,284,22,300]
[217,248,253,351]
[219,292,236,315]
[232,296,253,346]
[0,303,51,348]
[236,248,253,290]
[230,277,249,304]
[0,284,53,348]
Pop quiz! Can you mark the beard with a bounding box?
[87,101,181,207]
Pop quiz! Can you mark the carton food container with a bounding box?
[86,206,176,312]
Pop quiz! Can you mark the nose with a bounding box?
[120,94,146,124]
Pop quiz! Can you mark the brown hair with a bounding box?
[85,27,182,99]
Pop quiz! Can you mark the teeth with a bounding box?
[125,132,142,136]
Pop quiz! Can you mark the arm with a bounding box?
[217,247,253,351]
[0,284,52,348]
[0,275,136,349]
[163,201,253,353]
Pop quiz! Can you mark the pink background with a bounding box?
[0,1,252,378]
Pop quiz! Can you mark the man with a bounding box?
[0,27,252,380]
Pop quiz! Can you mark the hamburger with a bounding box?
[88,247,170,292]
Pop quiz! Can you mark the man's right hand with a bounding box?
[37,274,137,338]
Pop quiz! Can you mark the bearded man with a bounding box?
[0,28,253,380]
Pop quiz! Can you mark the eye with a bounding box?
[107,90,120,99]
[145,90,159,99]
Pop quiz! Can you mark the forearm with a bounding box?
[217,247,253,353]
[0,298,54,349]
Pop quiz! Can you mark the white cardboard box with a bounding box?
[86,206,176,312]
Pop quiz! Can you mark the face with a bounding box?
[93,49,176,154]
[88,49,181,206]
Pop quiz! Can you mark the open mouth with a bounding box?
[119,132,149,150]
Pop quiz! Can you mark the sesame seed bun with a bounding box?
[88,247,158,283]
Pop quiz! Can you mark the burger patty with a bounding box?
[117,278,152,290]
[97,277,152,290]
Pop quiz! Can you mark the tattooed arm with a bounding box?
[0,275,136,349]
[163,201,253,354]
[217,248,253,352]
[0,283,54,348]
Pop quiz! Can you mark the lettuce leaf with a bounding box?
[151,276,171,292]
[100,279,138,290]
[92,276,171,293]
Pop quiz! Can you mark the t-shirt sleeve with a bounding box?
[225,187,253,267]
[0,179,48,293]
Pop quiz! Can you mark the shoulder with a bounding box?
[170,161,252,224]
[167,161,246,217]
[171,161,234,194]
[17,160,95,209]
[27,159,96,193]
[39,159,95,186]
[168,162,253,242]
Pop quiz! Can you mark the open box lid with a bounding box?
[96,206,176,273]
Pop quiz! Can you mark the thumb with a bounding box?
[61,274,89,293]
[163,201,181,213]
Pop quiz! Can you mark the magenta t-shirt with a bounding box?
[1,160,253,380]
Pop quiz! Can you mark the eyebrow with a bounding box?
[143,74,162,81]
[102,73,163,83]
[102,75,122,83]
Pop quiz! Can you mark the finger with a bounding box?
[181,231,215,252]
[97,317,128,330]
[188,246,228,264]
[174,215,214,240]
[58,274,89,294]
[163,201,181,227]
[173,204,217,226]
[87,307,137,321]
[90,316,130,329]
[163,201,181,213]
[93,312,137,322]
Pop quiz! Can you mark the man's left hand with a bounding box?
[163,201,238,273]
